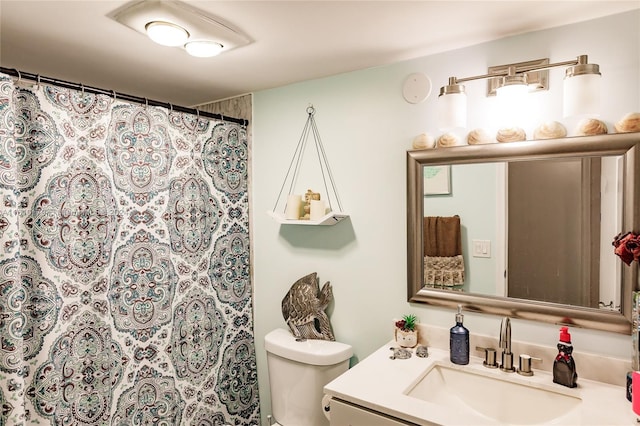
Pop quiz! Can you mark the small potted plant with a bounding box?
[395,314,418,348]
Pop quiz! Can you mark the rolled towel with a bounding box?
[437,132,460,148]
[533,121,567,140]
[575,118,608,136]
[412,133,435,149]
[496,127,526,143]
[614,112,640,133]
[467,128,495,145]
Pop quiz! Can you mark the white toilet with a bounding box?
[265,328,353,426]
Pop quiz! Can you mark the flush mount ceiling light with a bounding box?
[145,21,189,46]
[111,0,251,57]
[184,41,224,58]
[437,54,601,130]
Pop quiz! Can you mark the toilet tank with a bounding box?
[265,328,353,426]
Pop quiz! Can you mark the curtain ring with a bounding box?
[169,103,173,112]
[111,90,117,101]
[14,69,21,85]
[80,84,85,95]
[35,74,41,89]
[144,98,148,109]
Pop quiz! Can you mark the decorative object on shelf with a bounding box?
[612,231,640,266]
[575,118,608,136]
[437,54,601,130]
[285,194,302,219]
[300,189,321,220]
[533,121,567,139]
[310,199,326,221]
[281,272,335,341]
[395,314,419,348]
[496,126,526,143]
[436,132,460,147]
[466,128,495,145]
[389,347,412,360]
[412,133,435,149]
[268,105,348,226]
[614,112,640,133]
[416,345,429,358]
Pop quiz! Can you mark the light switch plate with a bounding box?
[472,239,491,258]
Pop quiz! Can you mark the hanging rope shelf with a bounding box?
[268,105,349,226]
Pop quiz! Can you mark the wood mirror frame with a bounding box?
[407,133,640,334]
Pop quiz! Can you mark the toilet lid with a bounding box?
[265,328,353,365]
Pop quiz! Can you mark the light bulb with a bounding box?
[145,21,189,47]
[185,41,224,58]
[496,74,528,128]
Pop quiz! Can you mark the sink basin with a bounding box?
[406,363,582,425]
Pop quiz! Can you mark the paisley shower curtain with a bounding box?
[0,73,260,425]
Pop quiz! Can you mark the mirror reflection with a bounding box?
[423,156,622,312]
[407,133,640,335]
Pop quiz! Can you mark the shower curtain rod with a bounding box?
[0,67,249,127]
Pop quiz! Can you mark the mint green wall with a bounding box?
[252,11,639,424]
[424,163,499,294]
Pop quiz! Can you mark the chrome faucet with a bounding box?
[499,317,515,372]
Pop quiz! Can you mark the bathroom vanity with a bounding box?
[324,338,634,425]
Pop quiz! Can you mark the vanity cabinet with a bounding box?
[330,398,418,426]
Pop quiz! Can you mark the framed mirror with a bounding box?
[407,133,640,334]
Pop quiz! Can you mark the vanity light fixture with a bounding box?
[437,54,601,130]
[112,0,251,58]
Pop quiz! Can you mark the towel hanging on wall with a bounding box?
[423,215,465,287]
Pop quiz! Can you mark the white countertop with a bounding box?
[324,342,636,425]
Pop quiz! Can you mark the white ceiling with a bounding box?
[1,1,638,107]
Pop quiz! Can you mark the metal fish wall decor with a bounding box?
[281,272,335,341]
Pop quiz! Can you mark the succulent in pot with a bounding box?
[395,314,418,348]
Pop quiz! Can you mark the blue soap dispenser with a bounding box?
[450,304,469,365]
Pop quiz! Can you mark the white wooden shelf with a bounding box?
[267,210,349,226]
[270,106,347,227]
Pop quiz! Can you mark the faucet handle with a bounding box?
[517,354,542,376]
[476,346,498,369]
